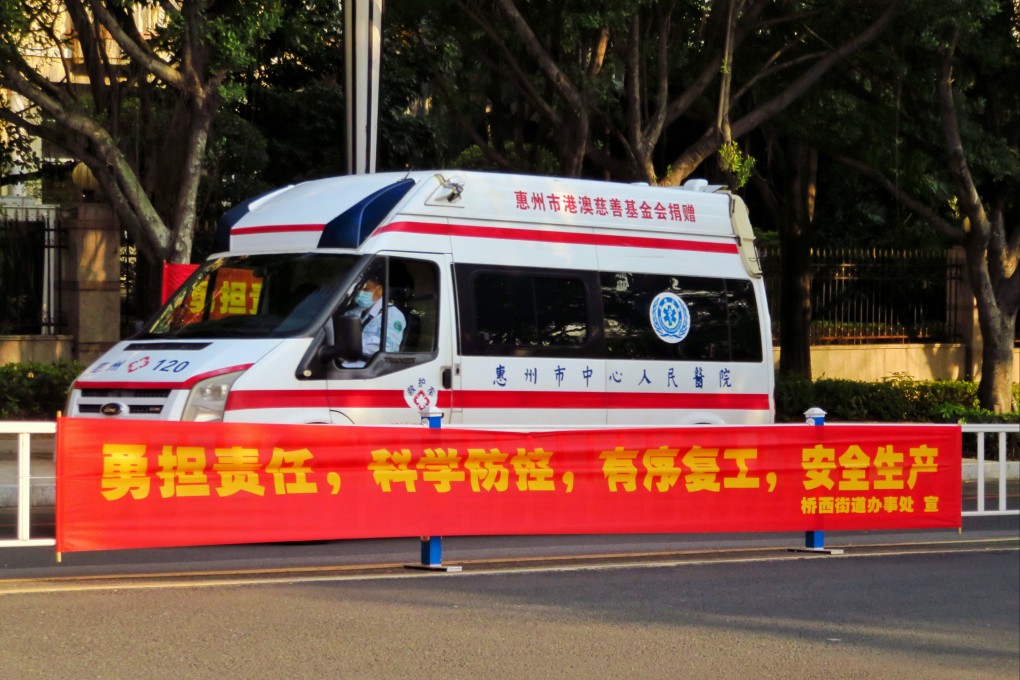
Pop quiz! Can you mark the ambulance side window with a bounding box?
[601,273,762,362]
[725,279,764,362]
[388,257,439,354]
[456,265,598,357]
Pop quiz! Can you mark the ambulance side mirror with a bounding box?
[319,314,363,363]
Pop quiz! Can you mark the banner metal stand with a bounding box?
[406,409,463,572]
[789,407,844,555]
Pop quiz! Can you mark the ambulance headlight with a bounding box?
[182,371,244,422]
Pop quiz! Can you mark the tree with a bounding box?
[833,0,1018,412]
[752,133,817,378]
[0,0,283,272]
[425,0,901,186]
[193,0,450,260]
[410,0,902,382]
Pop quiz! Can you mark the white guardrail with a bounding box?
[961,423,1019,517]
[1,421,1017,549]
[0,421,57,548]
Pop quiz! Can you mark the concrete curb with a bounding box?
[963,460,1020,482]
[0,460,55,509]
[1,459,1016,509]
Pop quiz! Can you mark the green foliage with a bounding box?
[193,112,272,260]
[775,372,1019,424]
[205,3,284,71]
[452,143,559,175]
[718,141,756,189]
[777,373,1020,460]
[0,105,38,179]
[0,362,84,420]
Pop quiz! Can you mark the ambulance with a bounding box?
[67,170,775,427]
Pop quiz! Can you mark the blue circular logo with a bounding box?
[649,292,690,344]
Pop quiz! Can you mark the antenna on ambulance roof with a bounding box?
[681,179,725,192]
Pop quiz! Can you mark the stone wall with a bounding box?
[0,335,74,364]
[61,203,121,363]
[774,344,1019,383]
[0,201,122,366]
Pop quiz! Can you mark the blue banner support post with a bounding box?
[789,407,844,556]
[406,409,462,572]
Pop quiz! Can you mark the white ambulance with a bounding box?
[67,170,774,427]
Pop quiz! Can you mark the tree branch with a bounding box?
[624,13,642,158]
[455,0,562,126]
[643,5,672,158]
[663,0,902,184]
[937,29,989,238]
[85,0,183,89]
[662,0,770,129]
[491,0,584,112]
[730,0,902,139]
[586,25,609,77]
[833,154,960,243]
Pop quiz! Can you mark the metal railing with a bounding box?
[0,421,56,548]
[0,207,66,335]
[962,423,1019,517]
[761,247,963,344]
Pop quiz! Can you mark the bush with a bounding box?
[0,361,84,420]
[775,372,1018,423]
[775,372,1018,459]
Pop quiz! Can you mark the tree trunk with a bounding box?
[778,230,812,378]
[168,96,217,264]
[764,138,816,379]
[558,110,589,177]
[131,254,165,329]
[938,33,1019,413]
[977,317,1016,413]
[964,236,1019,413]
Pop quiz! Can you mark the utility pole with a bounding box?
[344,0,384,175]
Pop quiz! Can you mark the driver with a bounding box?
[342,274,405,367]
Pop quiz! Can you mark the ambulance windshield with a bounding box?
[143,253,358,338]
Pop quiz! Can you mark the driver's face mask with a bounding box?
[354,289,375,309]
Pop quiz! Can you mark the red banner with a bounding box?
[55,418,962,552]
[160,262,199,303]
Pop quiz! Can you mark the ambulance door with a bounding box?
[326,253,453,425]
[450,263,606,428]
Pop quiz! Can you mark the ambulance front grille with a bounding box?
[78,403,165,415]
[80,388,172,399]
[76,387,173,417]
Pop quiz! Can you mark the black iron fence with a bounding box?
[761,247,963,344]
[0,208,65,335]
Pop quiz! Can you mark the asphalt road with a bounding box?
[1,544,1017,679]
[2,504,1018,679]
[0,505,1018,570]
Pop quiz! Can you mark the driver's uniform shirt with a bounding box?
[342,299,405,368]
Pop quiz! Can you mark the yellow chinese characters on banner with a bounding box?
[368,446,570,493]
[101,443,317,501]
[208,268,263,320]
[598,446,778,494]
[177,268,263,324]
[800,443,942,516]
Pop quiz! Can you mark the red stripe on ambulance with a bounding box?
[376,221,739,254]
[225,389,769,412]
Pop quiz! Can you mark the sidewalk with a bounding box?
[0,458,56,507]
[0,429,56,507]
[1,457,1017,509]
